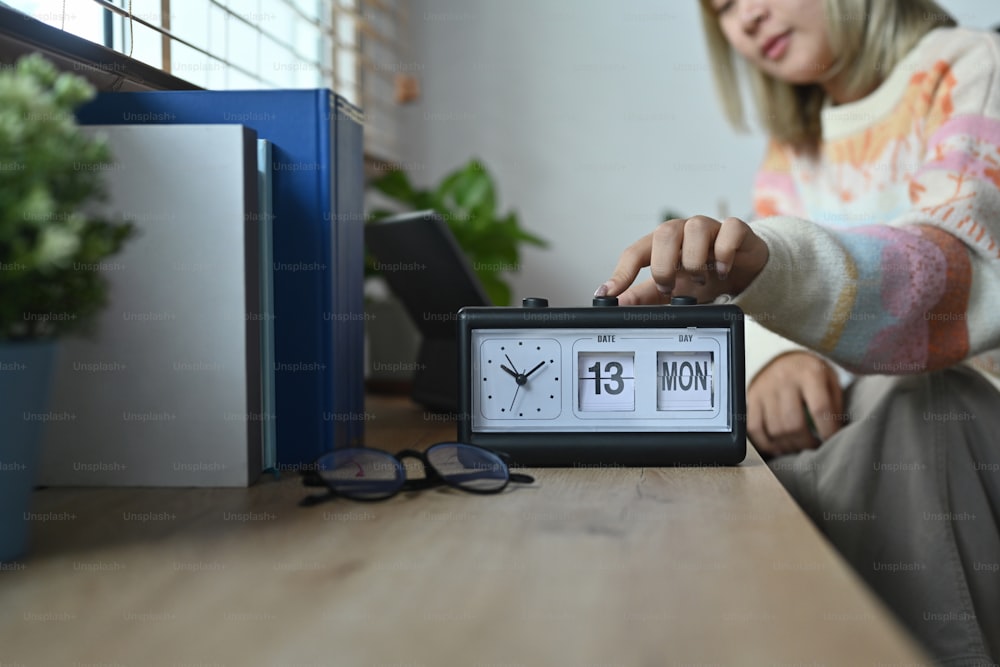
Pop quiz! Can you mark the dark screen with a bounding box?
[365,210,491,339]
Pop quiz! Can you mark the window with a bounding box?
[4,0,411,160]
[7,0,107,45]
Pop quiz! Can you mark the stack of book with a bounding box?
[38,90,364,487]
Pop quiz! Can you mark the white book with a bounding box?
[39,124,263,486]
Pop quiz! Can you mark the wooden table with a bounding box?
[0,395,931,666]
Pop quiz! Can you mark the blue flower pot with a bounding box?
[0,341,56,562]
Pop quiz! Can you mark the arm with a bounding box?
[603,34,1000,376]
[746,143,851,453]
[743,140,853,386]
[736,36,1000,375]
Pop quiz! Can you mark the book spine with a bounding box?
[257,139,277,473]
[241,127,264,485]
[334,94,367,448]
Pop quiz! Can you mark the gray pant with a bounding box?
[769,367,1000,666]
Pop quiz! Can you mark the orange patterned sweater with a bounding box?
[735,27,1000,379]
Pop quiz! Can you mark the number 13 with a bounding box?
[587,361,624,395]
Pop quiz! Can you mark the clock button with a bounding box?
[592,296,618,307]
[670,296,697,305]
[522,297,549,308]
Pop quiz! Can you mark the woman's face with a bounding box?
[709,0,839,91]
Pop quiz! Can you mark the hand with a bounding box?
[746,352,846,457]
[596,216,769,305]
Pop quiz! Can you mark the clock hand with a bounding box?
[508,384,520,413]
[504,354,520,374]
[524,361,546,378]
[502,356,528,385]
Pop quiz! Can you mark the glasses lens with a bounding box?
[426,443,508,492]
[315,448,404,500]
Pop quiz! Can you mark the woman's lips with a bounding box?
[762,32,791,60]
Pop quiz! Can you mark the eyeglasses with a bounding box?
[299,442,535,505]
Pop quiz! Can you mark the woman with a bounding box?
[599,0,1000,663]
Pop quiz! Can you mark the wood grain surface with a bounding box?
[0,396,931,666]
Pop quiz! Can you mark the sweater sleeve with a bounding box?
[734,34,1000,375]
[740,140,826,386]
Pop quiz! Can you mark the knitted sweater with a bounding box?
[734,26,1000,385]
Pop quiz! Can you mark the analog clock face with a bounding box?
[477,337,562,420]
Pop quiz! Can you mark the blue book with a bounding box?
[77,90,365,468]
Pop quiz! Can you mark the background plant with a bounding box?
[368,159,547,306]
[0,53,135,340]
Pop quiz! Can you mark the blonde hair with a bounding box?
[698,0,956,151]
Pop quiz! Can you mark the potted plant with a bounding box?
[364,159,547,390]
[368,159,547,307]
[0,54,135,561]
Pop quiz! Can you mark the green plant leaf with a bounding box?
[456,164,494,215]
[512,227,549,248]
[365,157,547,305]
[478,272,512,307]
[433,167,467,204]
[0,54,135,340]
[367,208,397,221]
[370,169,416,202]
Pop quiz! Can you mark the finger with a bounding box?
[617,278,670,306]
[827,364,846,425]
[672,274,713,303]
[648,219,685,295]
[770,387,816,453]
[746,392,777,455]
[713,217,750,278]
[680,216,719,279]
[801,368,844,441]
[759,394,789,455]
[601,233,653,297]
[759,391,796,455]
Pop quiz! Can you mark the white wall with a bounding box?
[397,0,1000,309]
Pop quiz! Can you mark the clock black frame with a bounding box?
[456,303,747,467]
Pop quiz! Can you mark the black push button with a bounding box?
[670,296,697,305]
[522,297,549,308]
